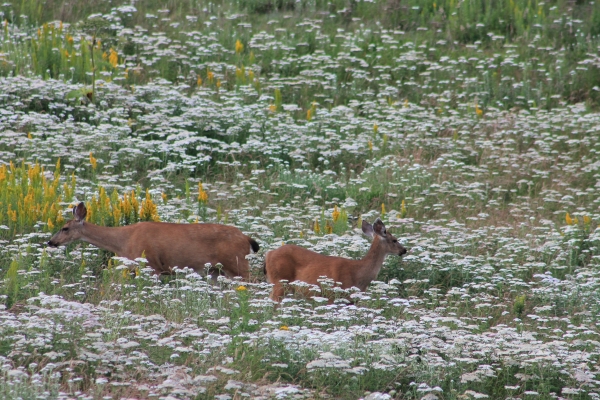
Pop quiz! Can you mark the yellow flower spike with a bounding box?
[268,104,277,113]
[368,140,373,151]
[306,108,312,121]
[236,285,247,291]
[280,325,289,331]
[314,218,320,234]
[566,213,574,225]
[381,203,386,217]
[108,48,118,68]
[89,152,97,170]
[161,192,168,204]
[325,221,333,234]
[248,69,254,81]
[47,218,54,231]
[216,79,221,89]
[198,182,208,203]
[403,99,409,108]
[373,123,378,134]
[332,205,340,222]
[583,215,591,225]
[140,188,160,222]
[27,132,32,139]
[401,199,407,218]
[235,39,244,54]
[475,104,483,117]
[197,76,202,86]
[207,69,214,83]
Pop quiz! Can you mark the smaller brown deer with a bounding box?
[264,218,406,301]
[48,202,259,279]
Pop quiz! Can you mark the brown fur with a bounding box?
[264,219,406,301]
[48,203,258,278]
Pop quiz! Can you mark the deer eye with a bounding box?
[392,239,397,243]
[62,227,69,232]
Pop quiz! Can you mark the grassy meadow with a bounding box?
[1,0,600,398]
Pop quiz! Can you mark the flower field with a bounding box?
[1,0,600,398]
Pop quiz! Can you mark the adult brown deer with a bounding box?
[48,202,259,279]
[264,218,406,301]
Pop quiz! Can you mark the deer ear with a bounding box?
[73,202,87,222]
[373,218,387,237]
[362,220,374,237]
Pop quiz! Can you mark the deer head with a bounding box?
[362,218,407,256]
[47,202,87,247]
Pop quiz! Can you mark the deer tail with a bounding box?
[249,238,260,253]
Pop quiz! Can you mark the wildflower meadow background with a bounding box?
[1,0,600,398]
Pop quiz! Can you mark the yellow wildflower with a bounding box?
[89,152,97,170]
[400,199,407,218]
[198,182,208,203]
[475,104,483,117]
[381,203,386,217]
[236,285,247,291]
[108,48,118,68]
[332,205,340,222]
[47,218,54,230]
[325,221,333,234]
[566,213,574,225]
[373,123,378,134]
[306,108,312,121]
[235,39,244,54]
[197,76,202,86]
[314,218,320,234]
[268,104,277,113]
[140,188,160,222]
[280,325,289,330]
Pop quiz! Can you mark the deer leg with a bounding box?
[270,282,286,302]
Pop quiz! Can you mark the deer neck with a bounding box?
[80,222,128,255]
[357,236,388,289]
